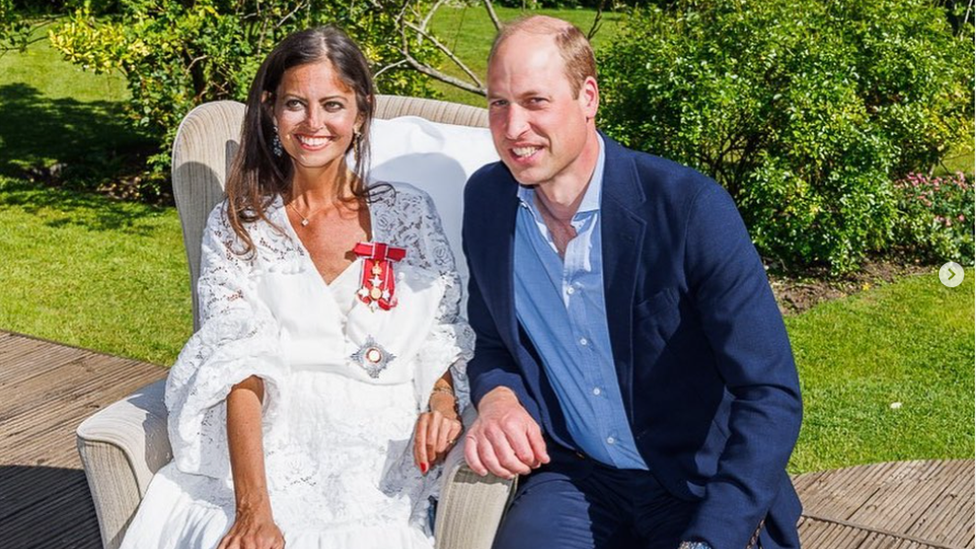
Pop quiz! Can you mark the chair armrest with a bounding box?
[435,405,517,549]
[76,379,170,549]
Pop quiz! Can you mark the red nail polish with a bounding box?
[420,462,428,474]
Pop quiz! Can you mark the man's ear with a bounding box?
[580,76,600,120]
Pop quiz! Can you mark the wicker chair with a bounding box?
[75,96,514,549]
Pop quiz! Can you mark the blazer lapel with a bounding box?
[480,173,521,353]
[600,136,647,418]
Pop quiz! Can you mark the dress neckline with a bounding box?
[274,194,379,290]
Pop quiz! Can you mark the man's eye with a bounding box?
[489,100,508,108]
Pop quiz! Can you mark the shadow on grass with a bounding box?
[0,82,153,179]
[0,177,168,234]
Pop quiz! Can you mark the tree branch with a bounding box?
[402,53,487,96]
[275,0,309,30]
[401,18,483,87]
[483,0,502,32]
[587,0,606,41]
[420,0,449,33]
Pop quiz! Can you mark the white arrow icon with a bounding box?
[939,262,964,288]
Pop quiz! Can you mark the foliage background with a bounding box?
[47,0,442,192]
[598,0,974,273]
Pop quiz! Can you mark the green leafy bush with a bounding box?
[49,0,441,190]
[1,0,31,52]
[599,0,974,273]
[893,171,974,264]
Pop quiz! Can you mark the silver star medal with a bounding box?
[350,336,396,379]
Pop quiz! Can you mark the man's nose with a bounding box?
[504,106,529,140]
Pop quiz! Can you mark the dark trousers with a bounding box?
[492,447,699,549]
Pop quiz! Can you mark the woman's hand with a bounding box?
[216,503,285,549]
[221,376,283,548]
[414,394,462,474]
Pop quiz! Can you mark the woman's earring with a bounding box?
[353,129,362,164]
[271,132,283,157]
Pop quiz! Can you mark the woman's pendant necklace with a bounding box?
[287,200,316,226]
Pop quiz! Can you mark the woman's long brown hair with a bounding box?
[224,26,377,256]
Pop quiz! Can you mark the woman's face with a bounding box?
[271,59,361,175]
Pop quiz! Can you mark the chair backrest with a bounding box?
[172,95,490,331]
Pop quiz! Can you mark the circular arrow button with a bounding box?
[939,262,964,288]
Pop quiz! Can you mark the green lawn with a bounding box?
[786,269,975,472]
[0,23,146,176]
[0,177,192,364]
[427,6,622,106]
[0,24,189,364]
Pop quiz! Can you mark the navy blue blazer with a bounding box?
[462,135,803,549]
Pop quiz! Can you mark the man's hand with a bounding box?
[464,387,550,478]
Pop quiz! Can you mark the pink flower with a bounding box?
[957,215,966,222]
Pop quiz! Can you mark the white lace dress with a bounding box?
[119,183,474,549]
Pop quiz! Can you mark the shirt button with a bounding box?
[607,436,615,445]
[579,337,588,346]
[592,387,601,396]
[566,286,575,295]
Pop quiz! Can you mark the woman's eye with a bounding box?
[285,99,303,110]
[325,101,344,111]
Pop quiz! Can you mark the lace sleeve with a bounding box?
[164,202,287,480]
[379,185,475,413]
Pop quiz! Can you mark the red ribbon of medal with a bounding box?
[352,242,407,311]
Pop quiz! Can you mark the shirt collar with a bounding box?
[517,134,606,217]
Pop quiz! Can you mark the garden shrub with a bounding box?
[599,0,974,273]
[49,0,441,193]
[893,171,975,265]
[1,0,31,52]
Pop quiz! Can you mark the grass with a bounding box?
[0,177,192,365]
[426,6,622,106]
[0,23,147,175]
[0,23,190,364]
[936,140,976,176]
[787,268,975,472]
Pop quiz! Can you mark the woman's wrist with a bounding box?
[428,391,459,420]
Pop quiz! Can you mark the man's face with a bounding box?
[487,32,598,187]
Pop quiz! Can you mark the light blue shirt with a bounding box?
[513,137,648,470]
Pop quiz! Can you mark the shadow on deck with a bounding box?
[0,329,972,549]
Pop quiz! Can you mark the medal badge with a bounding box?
[352,242,407,311]
[350,336,396,379]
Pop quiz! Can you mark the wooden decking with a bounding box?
[0,330,165,548]
[1,329,973,549]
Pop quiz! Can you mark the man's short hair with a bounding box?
[489,16,597,98]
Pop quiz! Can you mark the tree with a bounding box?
[1,0,31,54]
[49,0,443,173]
[386,0,607,97]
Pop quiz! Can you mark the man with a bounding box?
[461,15,803,549]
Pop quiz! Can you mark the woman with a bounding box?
[120,26,472,549]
